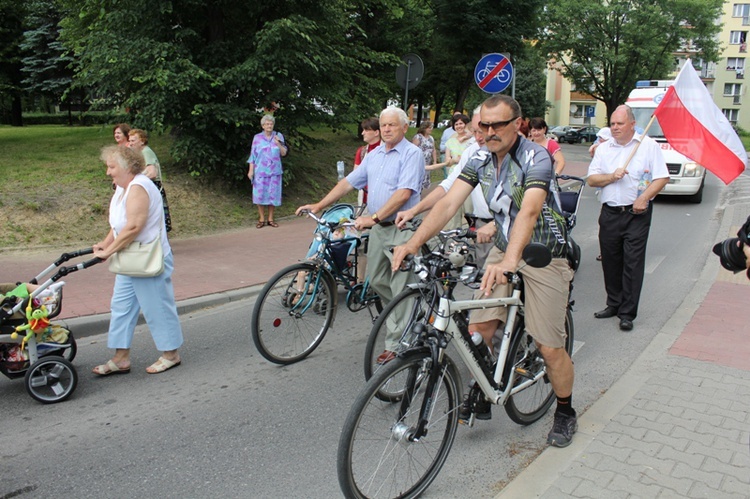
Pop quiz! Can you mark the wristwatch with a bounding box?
[371,213,380,224]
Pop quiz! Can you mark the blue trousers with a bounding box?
[107,252,183,351]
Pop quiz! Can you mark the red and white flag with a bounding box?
[653,61,748,184]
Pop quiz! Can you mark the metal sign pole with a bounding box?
[404,59,412,111]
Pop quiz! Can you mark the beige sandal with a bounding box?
[92,359,130,376]
[146,356,181,374]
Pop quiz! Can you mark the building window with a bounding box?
[731,31,748,52]
[723,109,739,125]
[724,83,743,95]
[728,58,746,78]
[727,57,745,70]
[734,4,750,18]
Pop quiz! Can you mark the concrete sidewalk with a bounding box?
[498,200,750,497]
[0,160,591,336]
[0,214,318,336]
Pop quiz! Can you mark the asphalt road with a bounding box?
[0,144,725,498]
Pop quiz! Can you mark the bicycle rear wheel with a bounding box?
[251,263,336,364]
[363,286,437,401]
[338,352,460,498]
[504,309,574,425]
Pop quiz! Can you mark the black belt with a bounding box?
[379,221,395,227]
[478,217,494,223]
[603,204,633,213]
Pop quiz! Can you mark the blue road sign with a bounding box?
[474,53,513,94]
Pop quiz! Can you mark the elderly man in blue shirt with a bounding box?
[296,106,424,363]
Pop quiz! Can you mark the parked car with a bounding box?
[437,119,451,129]
[549,125,578,141]
[563,126,600,144]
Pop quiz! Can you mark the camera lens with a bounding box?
[712,237,747,273]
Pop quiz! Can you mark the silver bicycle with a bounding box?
[337,243,574,498]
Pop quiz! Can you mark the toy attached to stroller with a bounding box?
[0,248,101,403]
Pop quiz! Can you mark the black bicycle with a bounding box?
[362,224,478,400]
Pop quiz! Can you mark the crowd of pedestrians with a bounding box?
[95,94,686,454]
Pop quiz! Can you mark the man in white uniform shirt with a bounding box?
[587,105,669,331]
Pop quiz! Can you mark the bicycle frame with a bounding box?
[431,283,532,407]
[298,213,380,316]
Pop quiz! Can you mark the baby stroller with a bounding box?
[0,248,101,403]
[556,174,586,272]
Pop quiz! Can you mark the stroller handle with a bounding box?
[52,247,95,268]
[30,248,101,285]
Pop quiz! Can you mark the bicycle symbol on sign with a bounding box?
[477,61,511,84]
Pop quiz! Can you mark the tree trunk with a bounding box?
[10,92,23,127]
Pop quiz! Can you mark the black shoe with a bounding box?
[619,318,634,331]
[547,411,578,448]
[458,385,492,423]
[594,306,618,319]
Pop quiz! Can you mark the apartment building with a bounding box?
[545,2,750,132]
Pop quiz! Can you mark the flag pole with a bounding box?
[620,113,657,171]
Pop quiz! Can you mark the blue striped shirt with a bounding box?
[346,137,424,221]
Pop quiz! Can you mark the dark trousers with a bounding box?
[598,203,653,320]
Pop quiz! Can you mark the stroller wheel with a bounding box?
[24,356,78,404]
[64,332,77,362]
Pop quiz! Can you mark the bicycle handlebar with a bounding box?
[301,209,358,231]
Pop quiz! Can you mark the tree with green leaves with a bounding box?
[57,0,418,181]
[21,0,75,120]
[0,0,27,126]
[542,0,724,120]
[513,42,549,119]
[424,0,545,119]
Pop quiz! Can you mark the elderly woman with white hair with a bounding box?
[92,145,183,376]
[247,114,288,228]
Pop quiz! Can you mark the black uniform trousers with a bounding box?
[598,202,653,320]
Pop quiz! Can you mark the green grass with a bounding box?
[0,124,381,250]
[739,131,750,152]
[0,123,446,251]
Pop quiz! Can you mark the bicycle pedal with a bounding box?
[514,366,534,379]
[458,414,475,427]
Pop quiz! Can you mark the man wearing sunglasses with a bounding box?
[587,105,669,332]
[392,95,578,448]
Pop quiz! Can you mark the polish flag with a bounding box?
[653,61,748,184]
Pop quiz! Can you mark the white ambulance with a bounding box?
[626,80,706,203]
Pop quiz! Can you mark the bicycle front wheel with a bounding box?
[504,309,574,425]
[363,286,437,400]
[338,352,460,499]
[251,263,336,364]
[364,286,437,379]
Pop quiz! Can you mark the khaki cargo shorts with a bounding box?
[469,246,573,349]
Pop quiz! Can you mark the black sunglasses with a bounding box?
[478,116,518,132]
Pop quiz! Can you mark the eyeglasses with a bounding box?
[478,116,518,133]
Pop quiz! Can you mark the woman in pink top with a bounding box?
[529,117,566,175]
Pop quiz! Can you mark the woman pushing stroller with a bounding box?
[91,145,183,376]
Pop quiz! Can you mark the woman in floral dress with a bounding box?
[412,121,438,195]
[247,114,288,228]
